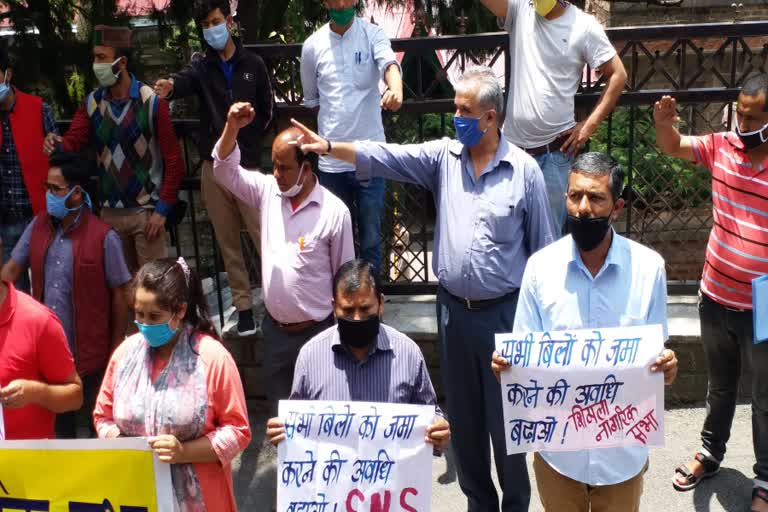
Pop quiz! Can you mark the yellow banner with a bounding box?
[0,439,172,512]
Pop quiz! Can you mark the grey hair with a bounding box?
[454,67,505,115]
[569,152,625,201]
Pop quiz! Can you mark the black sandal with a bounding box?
[752,487,768,512]
[672,452,721,491]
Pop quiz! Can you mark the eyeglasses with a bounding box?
[44,183,70,194]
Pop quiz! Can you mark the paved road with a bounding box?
[234,404,756,511]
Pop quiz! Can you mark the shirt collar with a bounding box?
[449,131,515,169]
[328,17,358,40]
[331,324,392,360]
[724,130,748,152]
[4,87,16,113]
[0,282,17,327]
[103,74,140,101]
[277,175,323,209]
[569,228,627,275]
[53,208,86,234]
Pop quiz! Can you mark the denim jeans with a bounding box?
[0,218,31,293]
[699,292,768,485]
[317,171,384,274]
[534,150,574,237]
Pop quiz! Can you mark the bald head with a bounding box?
[273,127,305,162]
[271,127,315,193]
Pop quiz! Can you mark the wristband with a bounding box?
[323,138,332,155]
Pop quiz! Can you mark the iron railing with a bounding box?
[60,21,768,325]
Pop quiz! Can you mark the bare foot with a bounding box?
[674,459,706,488]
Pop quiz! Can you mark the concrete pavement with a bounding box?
[233,403,757,511]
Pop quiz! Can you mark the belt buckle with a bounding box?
[464,298,475,311]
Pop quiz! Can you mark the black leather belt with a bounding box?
[524,134,570,157]
[446,289,519,311]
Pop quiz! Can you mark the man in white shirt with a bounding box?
[492,152,678,511]
[300,0,403,275]
[480,0,627,236]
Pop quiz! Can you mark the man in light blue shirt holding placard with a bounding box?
[493,152,678,511]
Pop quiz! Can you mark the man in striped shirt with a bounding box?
[266,259,450,450]
[654,73,768,511]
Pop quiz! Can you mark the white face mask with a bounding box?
[93,58,122,88]
[279,163,306,198]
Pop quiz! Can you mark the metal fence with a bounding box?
[62,21,768,325]
[245,21,767,294]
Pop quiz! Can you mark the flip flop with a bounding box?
[752,486,768,512]
[672,453,720,492]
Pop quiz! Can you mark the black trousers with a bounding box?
[55,371,104,439]
[699,293,768,483]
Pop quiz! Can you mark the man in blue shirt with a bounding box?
[492,152,678,511]
[292,66,554,512]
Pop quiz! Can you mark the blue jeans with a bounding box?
[317,171,384,274]
[1,218,31,293]
[534,151,573,237]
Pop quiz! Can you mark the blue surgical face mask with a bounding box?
[135,320,179,348]
[46,186,91,220]
[203,22,230,51]
[454,113,489,147]
[0,75,10,103]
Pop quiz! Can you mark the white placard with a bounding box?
[495,325,665,454]
[277,400,434,512]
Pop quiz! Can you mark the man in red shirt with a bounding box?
[0,273,82,439]
[655,73,768,511]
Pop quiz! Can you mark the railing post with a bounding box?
[626,105,636,240]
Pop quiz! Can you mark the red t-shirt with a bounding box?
[0,283,75,439]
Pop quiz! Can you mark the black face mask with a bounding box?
[566,214,612,252]
[337,315,380,349]
[736,121,768,151]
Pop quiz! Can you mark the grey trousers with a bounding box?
[261,313,334,415]
[437,286,531,512]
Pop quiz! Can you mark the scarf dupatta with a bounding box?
[112,325,209,511]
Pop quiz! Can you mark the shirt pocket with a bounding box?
[351,49,377,90]
[292,237,321,270]
[483,203,518,244]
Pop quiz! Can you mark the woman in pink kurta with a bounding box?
[94,257,251,511]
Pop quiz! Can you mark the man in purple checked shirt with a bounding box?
[2,151,131,439]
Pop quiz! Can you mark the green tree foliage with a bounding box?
[1,0,135,115]
[3,0,498,116]
[590,106,711,211]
